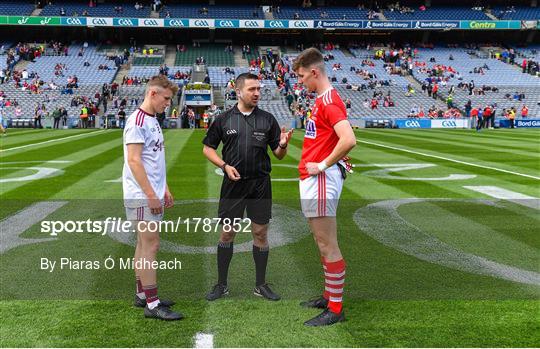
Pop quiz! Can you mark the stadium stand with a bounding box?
[0,1,34,16]
[40,1,151,18]
[175,45,234,66]
[133,56,164,66]
[160,4,263,19]
[493,6,540,20]
[126,65,191,84]
[1,38,538,128]
[24,44,117,85]
[273,6,370,20]
[384,7,490,20]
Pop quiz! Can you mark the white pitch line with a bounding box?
[193,332,214,348]
[464,186,540,210]
[1,130,107,152]
[356,138,540,180]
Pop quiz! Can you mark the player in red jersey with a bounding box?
[293,48,356,326]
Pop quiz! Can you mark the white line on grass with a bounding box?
[464,186,540,210]
[356,138,540,180]
[1,130,107,152]
[193,332,213,348]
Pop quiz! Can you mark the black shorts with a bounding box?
[218,175,272,225]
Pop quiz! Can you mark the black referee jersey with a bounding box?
[203,104,281,179]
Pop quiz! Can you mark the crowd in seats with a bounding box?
[159,4,263,19]
[384,4,490,20]
[40,1,151,18]
[494,6,540,20]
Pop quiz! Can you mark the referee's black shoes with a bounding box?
[134,295,175,308]
[300,295,328,309]
[304,309,345,327]
[254,283,281,301]
[206,284,229,301]
[144,303,184,321]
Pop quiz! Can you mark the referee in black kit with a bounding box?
[202,73,293,301]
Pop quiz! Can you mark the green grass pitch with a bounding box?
[0,128,539,347]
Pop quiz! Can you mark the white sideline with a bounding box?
[194,332,214,348]
[1,130,107,152]
[356,138,540,180]
[464,186,540,210]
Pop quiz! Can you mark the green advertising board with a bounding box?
[6,16,61,26]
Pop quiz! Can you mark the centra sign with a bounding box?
[468,21,496,29]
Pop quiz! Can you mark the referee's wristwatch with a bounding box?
[221,163,228,172]
[278,142,287,149]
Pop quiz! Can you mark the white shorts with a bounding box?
[299,165,344,218]
[125,206,164,222]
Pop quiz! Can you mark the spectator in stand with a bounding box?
[521,105,529,118]
[476,107,484,132]
[432,83,438,99]
[52,107,61,129]
[117,107,126,129]
[446,94,453,109]
[483,105,492,129]
[464,100,472,118]
[506,107,516,128]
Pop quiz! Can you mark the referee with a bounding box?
[202,73,293,301]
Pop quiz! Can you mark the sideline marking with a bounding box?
[356,138,540,180]
[1,130,107,152]
[464,186,540,210]
[0,201,68,253]
[194,332,213,348]
[359,163,476,181]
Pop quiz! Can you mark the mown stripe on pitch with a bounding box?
[427,129,540,142]
[355,140,540,202]
[167,130,210,200]
[0,130,120,163]
[356,134,540,180]
[0,137,124,200]
[164,130,211,334]
[421,199,540,261]
[0,132,123,200]
[1,129,107,153]
[1,130,93,149]
[380,129,540,157]
[358,130,540,169]
[401,200,540,277]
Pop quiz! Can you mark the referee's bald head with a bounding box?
[235,73,259,90]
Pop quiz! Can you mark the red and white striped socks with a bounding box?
[322,258,346,314]
[143,284,160,309]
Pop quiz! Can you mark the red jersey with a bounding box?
[299,88,348,180]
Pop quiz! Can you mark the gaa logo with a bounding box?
[117,19,134,26]
[405,120,421,128]
[66,17,83,25]
[226,129,237,135]
[168,19,185,27]
[194,20,209,26]
[143,19,159,26]
[269,20,285,28]
[293,21,309,28]
[244,20,260,28]
[442,120,457,127]
[219,20,235,27]
[91,18,108,25]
